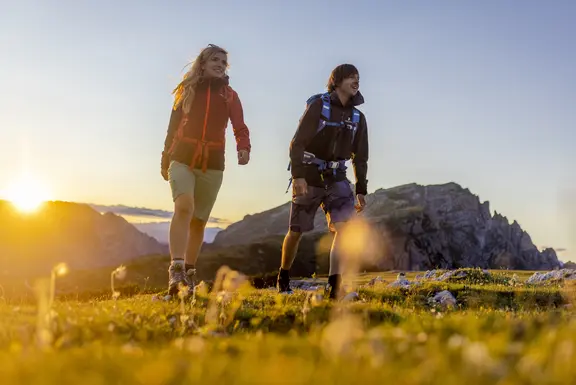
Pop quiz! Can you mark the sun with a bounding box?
[3,173,52,213]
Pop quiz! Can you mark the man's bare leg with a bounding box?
[329,222,347,276]
[277,230,303,292]
[281,230,303,270]
[326,222,348,299]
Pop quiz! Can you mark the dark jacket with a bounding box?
[161,76,251,172]
[289,91,369,195]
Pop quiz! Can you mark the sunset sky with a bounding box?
[0,1,574,260]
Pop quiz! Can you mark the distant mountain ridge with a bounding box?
[212,182,560,271]
[88,204,225,245]
[133,222,223,245]
[0,181,561,284]
[0,200,168,277]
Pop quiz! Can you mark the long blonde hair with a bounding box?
[172,44,229,113]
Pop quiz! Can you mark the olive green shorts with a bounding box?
[167,161,224,222]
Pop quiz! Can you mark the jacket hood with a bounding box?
[198,75,230,88]
[329,90,365,107]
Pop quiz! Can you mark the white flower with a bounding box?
[53,263,68,277]
[113,265,127,280]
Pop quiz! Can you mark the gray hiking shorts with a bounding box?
[168,161,223,222]
[289,179,356,233]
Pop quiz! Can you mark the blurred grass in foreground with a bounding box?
[0,268,575,384]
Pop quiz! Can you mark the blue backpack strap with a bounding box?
[319,92,331,120]
[316,92,334,134]
[305,92,333,133]
[285,176,293,194]
[305,93,324,108]
[351,108,360,124]
[350,107,361,143]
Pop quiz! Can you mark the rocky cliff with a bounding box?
[0,200,168,277]
[213,182,560,271]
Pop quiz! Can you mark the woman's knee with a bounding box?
[174,194,194,218]
[189,217,207,230]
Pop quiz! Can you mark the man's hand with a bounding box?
[238,149,250,165]
[161,168,169,181]
[355,194,366,212]
[293,178,308,197]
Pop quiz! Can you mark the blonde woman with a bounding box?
[161,44,251,295]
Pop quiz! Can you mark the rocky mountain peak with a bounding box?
[213,182,559,271]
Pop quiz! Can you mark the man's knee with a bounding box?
[332,221,348,233]
[287,229,304,241]
[174,194,194,217]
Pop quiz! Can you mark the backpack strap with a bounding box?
[350,108,361,143]
[316,92,343,134]
[319,92,331,120]
[351,108,361,124]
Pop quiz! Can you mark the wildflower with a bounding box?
[110,265,128,300]
[310,292,324,307]
[53,263,68,277]
[463,341,495,370]
[447,334,466,349]
[49,262,69,306]
[416,332,428,343]
[113,265,127,280]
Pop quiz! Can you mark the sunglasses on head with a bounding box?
[205,43,224,51]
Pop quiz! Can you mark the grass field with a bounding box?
[1,267,575,384]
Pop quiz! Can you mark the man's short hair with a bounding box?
[326,64,359,92]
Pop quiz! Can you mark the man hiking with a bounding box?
[277,64,369,300]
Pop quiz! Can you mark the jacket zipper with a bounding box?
[330,111,344,160]
[199,81,212,162]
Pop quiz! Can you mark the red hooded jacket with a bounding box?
[161,76,251,172]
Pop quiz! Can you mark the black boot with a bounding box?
[277,268,293,294]
[325,274,342,300]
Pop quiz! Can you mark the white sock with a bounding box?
[171,259,185,267]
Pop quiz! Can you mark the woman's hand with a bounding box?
[238,149,250,165]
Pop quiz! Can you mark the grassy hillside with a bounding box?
[0,234,332,302]
[1,267,575,384]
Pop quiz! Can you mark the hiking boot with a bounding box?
[185,268,197,290]
[325,274,342,300]
[277,269,293,294]
[168,262,190,296]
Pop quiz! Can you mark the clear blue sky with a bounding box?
[1,0,574,260]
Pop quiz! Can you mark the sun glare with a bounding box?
[3,173,52,213]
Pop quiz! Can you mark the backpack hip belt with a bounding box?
[307,156,347,174]
[285,152,347,193]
